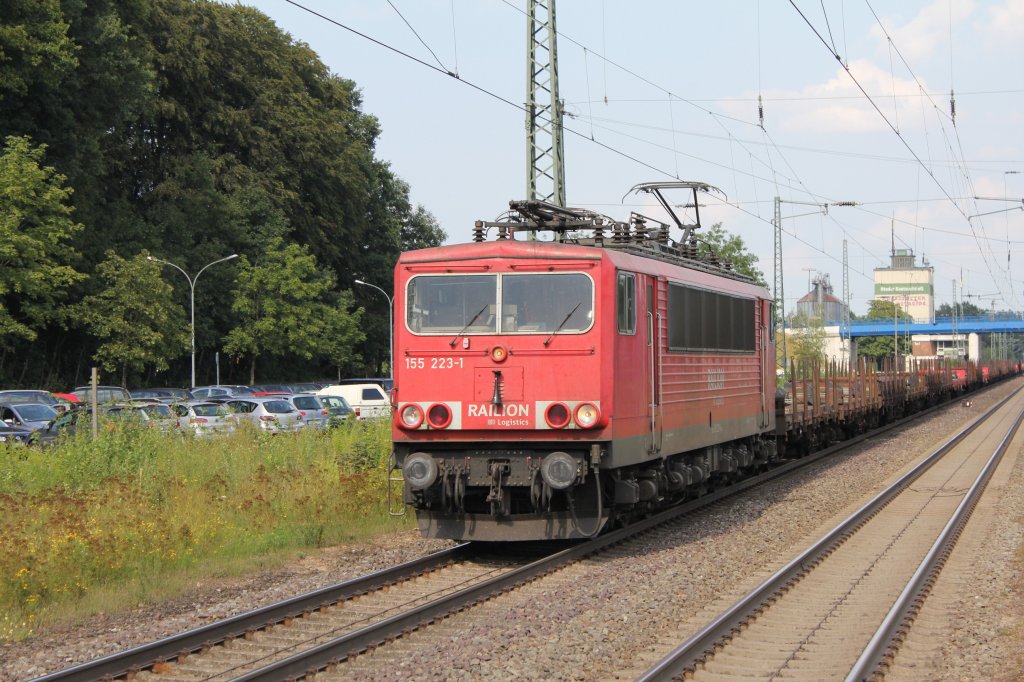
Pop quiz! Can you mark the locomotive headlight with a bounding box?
[403,452,438,489]
[490,345,508,363]
[541,451,579,490]
[398,404,424,429]
[574,402,601,428]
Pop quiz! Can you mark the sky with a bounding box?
[241,0,1024,317]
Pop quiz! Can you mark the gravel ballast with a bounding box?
[3,380,1022,681]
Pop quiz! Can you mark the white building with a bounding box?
[873,248,935,323]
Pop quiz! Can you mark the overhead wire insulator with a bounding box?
[758,94,764,129]
[950,89,956,125]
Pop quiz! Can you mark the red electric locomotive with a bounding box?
[390,182,778,541]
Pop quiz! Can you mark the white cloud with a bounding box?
[981,0,1024,41]
[869,0,975,62]
[764,60,925,135]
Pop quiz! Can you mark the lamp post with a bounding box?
[148,254,238,388]
[354,279,393,379]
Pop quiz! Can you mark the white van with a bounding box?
[317,383,391,420]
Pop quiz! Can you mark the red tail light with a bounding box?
[544,403,571,429]
[427,403,452,429]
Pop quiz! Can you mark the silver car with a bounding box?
[171,401,237,438]
[191,385,255,399]
[285,394,330,430]
[0,402,59,434]
[223,397,305,434]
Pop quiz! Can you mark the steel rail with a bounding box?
[845,404,1024,681]
[635,385,1023,682]
[226,389,1012,681]
[32,544,475,682]
[37,381,1013,681]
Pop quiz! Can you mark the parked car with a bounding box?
[71,386,131,403]
[318,394,354,426]
[32,408,92,444]
[0,421,33,445]
[105,403,180,432]
[285,382,324,393]
[170,401,237,438]
[249,383,291,396]
[284,393,330,430]
[192,385,255,399]
[222,397,304,434]
[0,402,59,433]
[52,392,80,413]
[329,377,394,392]
[0,390,60,407]
[130,388,195,402]
[317,383,391,420]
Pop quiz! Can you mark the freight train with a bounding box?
[388,181,1017,541]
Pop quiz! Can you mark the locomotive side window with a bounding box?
[666,283,755,352]
[617,272,636,334]
[406,272,593,335]
[406,275,497,333]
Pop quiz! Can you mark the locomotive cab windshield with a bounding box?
[406,272,594,336]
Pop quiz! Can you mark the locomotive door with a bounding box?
[646,277,663,453]
[760,299,772,428]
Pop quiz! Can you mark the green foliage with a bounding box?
[788,311,827,365]
[77,251,189,386]
[0,136,84,348]
[864,298,912,320]
[0,421,407,640]
[854,299,912,359]
[224,239,362,383]
[0,0,434,386]
[935,301,985,317]
[322,290,367,380]
[0,0,77,100]
[695,222,768,287]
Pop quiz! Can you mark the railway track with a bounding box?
[635,386,1024,682]
[37,386,1016,681]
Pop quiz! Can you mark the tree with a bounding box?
[694,222,768,287]
[935,301,985,318]
[224,239,357,384]
[0,135,84,348]
[0,0,77,108]
[0,0,439,387]
[322,290,367,381]
[78,251,189,386]
[854,299,912,360]
[788,311,827,366]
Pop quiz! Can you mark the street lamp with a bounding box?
[354,279,393,379]
[148,253,238,388]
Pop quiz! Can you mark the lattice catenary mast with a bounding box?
[525,0,565,208]
[774,196,786,372]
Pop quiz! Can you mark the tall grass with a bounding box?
[0,420,411,641]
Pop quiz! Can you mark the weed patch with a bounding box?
[0,421,411,640]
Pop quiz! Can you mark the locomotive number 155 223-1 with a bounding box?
[405,357,465,370]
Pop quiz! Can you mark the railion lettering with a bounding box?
[467,403,531,418]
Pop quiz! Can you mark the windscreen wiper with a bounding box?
[450,304,490,347]
[544,301,582,346]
